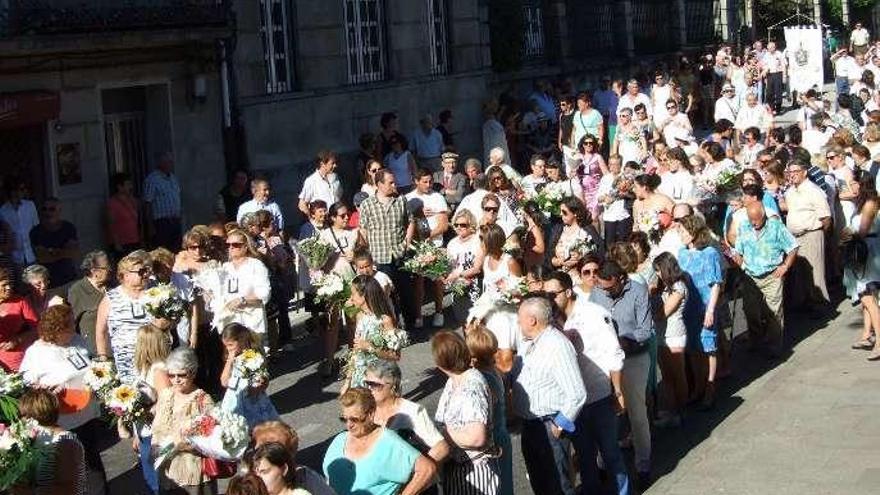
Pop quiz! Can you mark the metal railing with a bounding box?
[1,0,231,37]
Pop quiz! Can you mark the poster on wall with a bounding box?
[784,26,824,94]
[56,142,82,185]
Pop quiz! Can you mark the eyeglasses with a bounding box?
[93,265,110,271]
[560,209,572,216]
[825,154,839,159]
[369,168,382,174]
[186,244,203,251]
[363,380,386,390]
[226,242,245,248]
[168,372,190,379]
[339,415,368,424]
[581,268,598,276]
[482,206,499,213]
[490,176,504,181]
[337,212,350,218]
[128,267,151,277]
[667,105,677,110]
[584,142,597,147]
[454,223,470,228]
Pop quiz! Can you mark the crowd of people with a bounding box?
[2,23,880,495]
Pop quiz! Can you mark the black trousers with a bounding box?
[765,72,784,112]
[604,217,634,251]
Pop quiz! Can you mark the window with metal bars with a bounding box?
[426,0,448,75]
[259,0,294,94]
[344,0,387,84]
[522,2,544,59]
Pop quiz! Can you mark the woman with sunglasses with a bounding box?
[611,108,647,166]
[221,229,271,348]
[485,165,519,214]
[95,249,156,382]
[657,98,693,148]
[151,348,219,495]
[321,202,361,278]
[575,134,607,221]
[324,388,436,495]
[364,359,450,482]
[550,197,601,286]
[361,160,384,197]
[574,253,602,300]
[445,210,484,322]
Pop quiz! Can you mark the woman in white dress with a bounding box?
[445,210,484,322]
[650,71,673,123]
[612,108,647,166]
[842,170,880,360]
[478,224,521,374]
[221,229,272,344]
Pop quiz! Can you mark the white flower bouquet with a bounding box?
[312,272,352,311]
[528,184,565,217]
[0,370,25,423]
[233,349,269,386]
[192,261,231,329]
[467,276,529,323]
[402,241,453,280]
[695,162,742,202]
[564,235,597,260]
[183,407,249,461]
[83,360,119,397]
[298,234,334,270]
[143,283,189,321]
[103,383,151,424]
[342,318,409,382]
[0,418,46,489]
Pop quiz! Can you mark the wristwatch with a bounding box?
[239,296,246,306]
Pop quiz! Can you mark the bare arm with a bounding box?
[426,439,451,464]
[399,454,438,495]
[661,289,684,318]
[95,296,111,357]
[297,199,310,217]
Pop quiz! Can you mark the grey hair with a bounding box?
[166,347,199,375]
[80,250,109,274]
[520,296,552,326]
[365,359,402,396]
[22,264,49,284]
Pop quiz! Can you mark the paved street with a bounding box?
[100,292,880,495]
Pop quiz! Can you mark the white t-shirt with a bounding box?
[563,300,623,404]
[802,128,833,155]
[852,28,870,46]
[386,398,445,451]
[222,257,272,334]
[299,170,342,207]
[658,170,694,202]
[19,336,101,430]
[597,173,629,222]
[405,190,449,246]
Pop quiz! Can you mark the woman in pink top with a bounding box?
[107,172,141,258]
[0,267,38,371]
[577,134,607,223]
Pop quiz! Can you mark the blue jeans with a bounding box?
[520,418,576,495]
[836,76,850,97]
[574,397,631,495]
[139,433,158,494]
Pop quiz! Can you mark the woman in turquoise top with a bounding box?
[465,326,512,495]
[323,388,436,495]
[677,216,723,410]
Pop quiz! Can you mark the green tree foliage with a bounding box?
[488,0,525,72]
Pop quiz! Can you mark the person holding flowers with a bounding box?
[17,388,87,495]
[96,250,155,382]
[151,247,198,349]
[220,323,278,429]
[476,224,522,374]
[344,276,407,390]
[444,210,484,322]
[550,197,601,286]
[150,347,218,495]
[320,202,361,279]
[0,267,37,372]
[19,304,107,494]
[632,174,674,246]
[221,229,272,349]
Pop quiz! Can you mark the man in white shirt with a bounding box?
[761,41,786,113]
[237,178,285,231]
[0,179,39,266]
[714,84,740,124]
[617,79,653,119]
[832,48,856,96]
[801,112,833,156]
[850,22,871,56]
[410,114,445,172]
[298,150,342,217]
[544,271,629,495]
[405,168,450,327]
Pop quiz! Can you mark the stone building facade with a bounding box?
[0,1,232,251]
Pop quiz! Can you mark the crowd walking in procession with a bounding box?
[4,18,880,495]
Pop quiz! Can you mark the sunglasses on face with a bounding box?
[364,380,386,390]
[129,267,151,277]
[581,268,598,276]
[227,241,245,248]
[584,142,597,147]
[186,244,204,251]
[339,415,368,424]
[168,372,190,379]
[483,206,499,213]
[454,223,470,228]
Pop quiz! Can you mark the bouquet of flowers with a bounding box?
[312,272,352,311]
[445,278,471,298]
[637,209,669,244]
[695,161,743,202]
[564,235,597,260]
[528,184,565,217]
[0,418,45,490]
[83,360,119,397]
[298,234,334,270]
[233,349,269,386]
[0,371,25,422]
[402,241,453,280]
[184,407,249,461]
[342,317,409,381]
[103,383,151,424]
[143,283,189,321]
[467,275,528,323]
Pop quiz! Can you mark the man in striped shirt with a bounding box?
[511,296,586,495]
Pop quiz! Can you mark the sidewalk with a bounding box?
[648,300,880,495]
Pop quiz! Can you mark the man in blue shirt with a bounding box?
[733,203,798,356]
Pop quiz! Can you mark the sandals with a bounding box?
[852,338,875,350]
[866,350,880,362]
